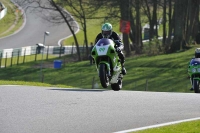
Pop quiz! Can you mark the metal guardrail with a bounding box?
[0,45,79,58]
[0,45,89,68]
[0,2,7,20]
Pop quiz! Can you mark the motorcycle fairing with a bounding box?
[96,45,110,56]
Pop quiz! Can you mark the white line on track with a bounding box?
[57,10,80,46]
[114,117,200,133]
[0,85,20,86]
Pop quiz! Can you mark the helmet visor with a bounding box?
[196,53,200,58]
[102,30,111,38]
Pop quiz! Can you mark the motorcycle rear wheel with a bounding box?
[99,64,109,88]
[193,79,200,93]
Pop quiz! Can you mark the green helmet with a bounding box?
[101,23,113,38]
[195,48,200,58]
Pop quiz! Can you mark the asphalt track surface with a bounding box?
[0,0,75,49]
[0,86,200,133]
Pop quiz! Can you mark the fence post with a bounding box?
[35,48,37,61]
[92,77,95,89]
[0,53,2,68]
[23,48,26,63]
[46,45,49,60]
[59,45,62,58]
[11,52,13,67]
[42,74,44,83]
[71,42,74,55]
[145,79,148,91]
[17,50,20,65]
[5,53,7,68]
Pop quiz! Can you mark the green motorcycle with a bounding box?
[91,38,123,91]
[188,58,200,93]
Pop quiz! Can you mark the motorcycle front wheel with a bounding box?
[99,64,109,88]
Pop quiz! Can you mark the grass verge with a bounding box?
[0,80,73,88]
[0,45,196,92]
[132,120,200,133]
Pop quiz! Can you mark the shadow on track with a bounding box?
[48,88,108,92]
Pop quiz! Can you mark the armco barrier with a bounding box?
[0,3,7,20]
[0,45,79,58]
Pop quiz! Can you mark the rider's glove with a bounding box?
[116,47,121,53]
[115,40,122,47]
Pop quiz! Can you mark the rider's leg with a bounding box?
[118,51,126,75]
[190,77,194,91]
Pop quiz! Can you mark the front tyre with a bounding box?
[99,64,109,88]
[193,79,200,93]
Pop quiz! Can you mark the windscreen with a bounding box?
[96,38,113,46]
[190,58,200,66]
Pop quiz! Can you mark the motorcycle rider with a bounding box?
[189,48,200,91]
[94,22,127,75]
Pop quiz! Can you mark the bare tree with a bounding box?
[19,0,82,61]
[162,0,167,47]
[185,0,200,43]
[60,0,94,57]
[19,0,200,57]
[129,7,137,51]
[170,0,188,52]
[118,0,132,56]
[142,0,158,40]
[134,0,143,54]
[166,0,174,52]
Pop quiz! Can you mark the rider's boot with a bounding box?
[117,50,126,75]
[121,63,127,75]
[190,78,193,91]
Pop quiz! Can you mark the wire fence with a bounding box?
[125,77,191,92]
[4,68,191,92]
[0,45,88,68]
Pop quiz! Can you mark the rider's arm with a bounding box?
[112,32,124,50]
[95,33,102,44]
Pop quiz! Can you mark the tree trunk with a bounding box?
[135,0,143,54]
[166,0,174,52]
[186,0,200,44]
[162,0,167,47]
[170,0,187,52]
[129,8,136,51]
[119,0,131,56]
[79,0,89,57]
